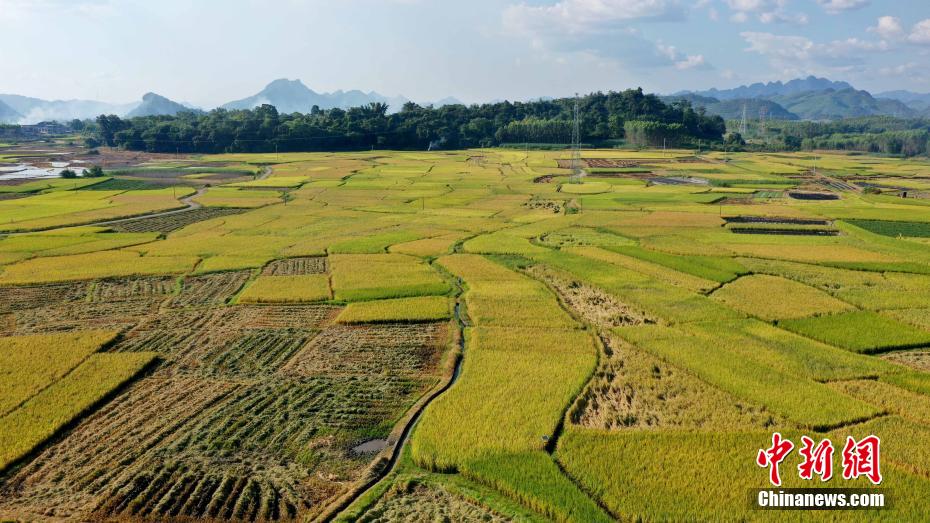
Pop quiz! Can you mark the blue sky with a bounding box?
[1,0,929,106]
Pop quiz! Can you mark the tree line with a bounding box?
[85,89,726,153]
[730,116,930,157]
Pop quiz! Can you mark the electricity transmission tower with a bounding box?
[570,93,583,183]
[759,106,768,138]
[739,103,748,137]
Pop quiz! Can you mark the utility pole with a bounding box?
[570,93,582,183]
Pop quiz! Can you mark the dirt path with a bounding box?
[318,281,468,522]
[90,186,207,228]
[64,165,275,229]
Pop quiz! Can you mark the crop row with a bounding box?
[110,207,248,233]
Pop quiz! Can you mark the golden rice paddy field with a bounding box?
[3,146,930,521]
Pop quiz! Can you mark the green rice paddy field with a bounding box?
[2,147,930,521]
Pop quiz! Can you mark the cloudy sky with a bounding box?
[1,0,929,106]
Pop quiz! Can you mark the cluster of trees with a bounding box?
[623,121,686,147]
[801,130,930,156]
[85,89,726,153]
[738,116,930,157]
[60,165,104,179]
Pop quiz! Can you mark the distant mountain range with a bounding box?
[0,94,137,125]
[0,79,461,124]
[3,76,930,125]
[220,78,411,114]
[664,94,799,121]
[680,76,853,101]
[877,90,930,112]
[0,99,21,124]
[674,76,927,121]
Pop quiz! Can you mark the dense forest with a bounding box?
[86,89,726,153]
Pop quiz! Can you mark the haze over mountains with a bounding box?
[2,76,929,125]
[219,79,413,114]
[670,76,927,121]
[0,94,137,125]
[0,79,463,124]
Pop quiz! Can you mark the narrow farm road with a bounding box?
[73,165,275,229]
[318,278,468,523]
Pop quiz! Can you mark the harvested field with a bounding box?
[0,376,236,520]
[88,276,177,303]
[284,323,447,377]
[728,227,840,236]
[0,297,447,522]
[11,299,160,334]
[882,349,930,372]
[572,159,643,169]
[572,337,785,431]
[0,282,88,313]
[723,216,831,226]
[109,207,249,234]
[650,176,709,186]
[238,304,341,330]
[528,265,654,328]
[77,375,441,522]
[115,307,245,337]
[788,191,840,200]
[94,456,310,522]
[198,329,315,377]
[168,271,251,308]
[262,256,328,276]
[358,482,508,522]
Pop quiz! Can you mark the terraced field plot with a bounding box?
[3,148,930,522]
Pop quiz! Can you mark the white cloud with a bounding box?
[502,0,709,72]
[658,43,711,70]
[725,0,807,25]
[740,31,890,77]
[909,19,930,45]
[869,16,904,40]
[877,62,917,77]
[816,0,869,15]
[675,54,708,70]
[503,0,684,35]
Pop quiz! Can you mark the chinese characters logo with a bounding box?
[757,433,882,486]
